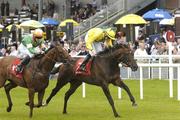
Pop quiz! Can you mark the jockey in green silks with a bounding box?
[16,28,46,73]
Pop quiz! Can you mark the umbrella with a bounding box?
[159,18,175,25]
[59,19,79,27]
[20,20,45,28]
[40,18,59,26]
[142,8,172,21]
[0,24,4,29]
[6,24,20,31]
[115,14,147,25]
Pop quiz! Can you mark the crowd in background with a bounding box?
[1,26,180,63]
[127,27,180,63]
[71,0,97,22]
[0,0,98,24]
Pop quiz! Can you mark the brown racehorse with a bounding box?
[0,44,71,117]
[45,43,138,117]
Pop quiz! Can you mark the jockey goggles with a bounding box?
[104,31,115,40]
[35,36,43,39]
[104,28,116,40]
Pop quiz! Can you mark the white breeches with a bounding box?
[17,43,34,58]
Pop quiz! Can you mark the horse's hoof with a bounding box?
[114,114,120,118]
[42,102,47,107]
[29,114,32,118]
[36,104,41,108]
[132,103,138,107]
[25,102,30,106]
[63,111,67,114]
[7,107,11,112]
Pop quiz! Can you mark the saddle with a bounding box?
[75,58,93,76]
[10,58,23,79]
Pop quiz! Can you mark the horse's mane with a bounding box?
[96,43,129,56]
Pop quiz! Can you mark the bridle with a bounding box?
[36,47,60,69]
[119,50,132,67]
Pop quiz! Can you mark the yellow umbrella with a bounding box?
[20,20,45,28]
[6,24,20,31]
[59,19,79,27]
[115,14,147,25]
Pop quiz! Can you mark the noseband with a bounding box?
[120,55,130,66]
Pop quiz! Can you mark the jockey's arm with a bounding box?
[104,39,117,47]
[35,39,47,52]
[39,43,47,51]
[24,42,43,55]
[21,35,37,54]
[86,41,93,51]
[104,39,113,48]
[27,45,39,54]
[85,33,98,51]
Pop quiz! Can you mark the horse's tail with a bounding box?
[50,64,62,74]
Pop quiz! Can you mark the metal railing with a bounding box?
[74,0,125,39]
[73,0,156,40]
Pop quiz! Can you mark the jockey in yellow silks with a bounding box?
[78,27,117,72]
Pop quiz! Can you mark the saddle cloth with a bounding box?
[75,58,92,76]
[10,58,23,79]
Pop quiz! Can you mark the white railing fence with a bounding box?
[80,55,180,101]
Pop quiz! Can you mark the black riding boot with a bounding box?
[79,53,91,71]
[16,56,31,73]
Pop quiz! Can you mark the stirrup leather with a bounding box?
[16,65,23,73]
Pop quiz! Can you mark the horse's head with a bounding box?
[47,42,71,63]
[117,44,138,71]
[54,45,72,63]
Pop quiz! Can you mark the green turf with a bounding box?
[0,80,180,120]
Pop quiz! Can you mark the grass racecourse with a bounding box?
[0,79,180,120]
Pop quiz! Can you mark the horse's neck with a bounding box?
[37,56,55,73]
[95,56,119,70]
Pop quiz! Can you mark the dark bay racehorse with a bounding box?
[45,44,138,117]
[0,44,71,117]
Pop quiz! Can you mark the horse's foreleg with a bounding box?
[113,80,137,106]
[4,82,17,112]
[28,88,35,118]
[121,81,137,106]
[46,78,69,105]
[63,81,81,114]
[101,83,120,117]
[34,90,45,108]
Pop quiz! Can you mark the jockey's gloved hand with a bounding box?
[42,47,46,51]
[40,50,45,54]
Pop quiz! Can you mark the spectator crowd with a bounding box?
[0,0,179,64]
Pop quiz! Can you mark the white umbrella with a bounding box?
[159,18,174,25]
[0,24,4,29]
[20,20,45,28]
